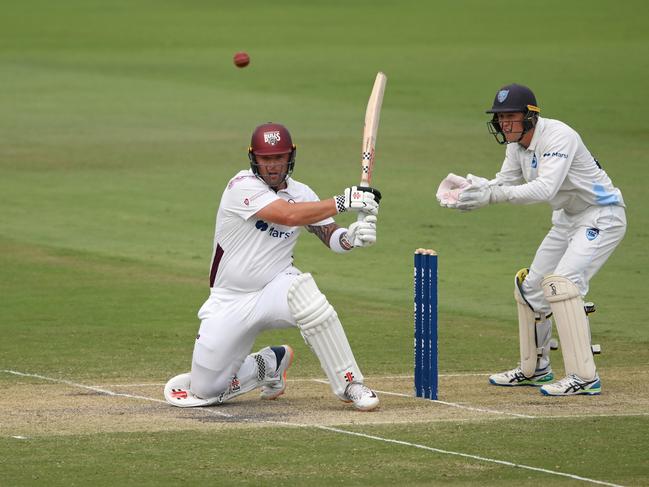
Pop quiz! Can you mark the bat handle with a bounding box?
[356,179,371,223]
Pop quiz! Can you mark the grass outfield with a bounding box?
[1,1,648,486]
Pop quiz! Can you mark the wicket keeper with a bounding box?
[437,84,626,396]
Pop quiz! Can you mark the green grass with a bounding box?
[1,0,648,485]
[3,418,648,487]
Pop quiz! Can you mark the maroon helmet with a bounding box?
[248,122,297,181]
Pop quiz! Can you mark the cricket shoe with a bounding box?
[343,382,380,411]
[260,345,294,400]
[540,374,601,396]
[489,366,554,387]
[164,372,217,407]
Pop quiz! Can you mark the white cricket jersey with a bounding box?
[491,117,625,213]
[207,170,333,293]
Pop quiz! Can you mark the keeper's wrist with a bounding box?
[489,185,508,203]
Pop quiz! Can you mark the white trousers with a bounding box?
[190,267,300,398]
[521,205,626,315]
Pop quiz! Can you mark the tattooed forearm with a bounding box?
[307,222,353,251]
[306,222,338,246]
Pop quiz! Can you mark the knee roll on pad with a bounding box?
[542,274,596,380]
[287,273,363,398]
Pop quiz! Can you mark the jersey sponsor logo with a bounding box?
[255,219,294,239]
[531,153,538,168]
[497,89,509,103]
[586,227,600,241]
[542,151,568,159]
[263,130,281,145]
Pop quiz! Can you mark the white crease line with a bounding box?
[88,373,489,388]
[381,373,489,379]
[373,388,536,418]
[311,378,534,418]
[73,382,649,420]
[2,369,627,486]
[15,374,647,420]
[1,370,233,418]
[313,425,626,487]
[536,412,649,419]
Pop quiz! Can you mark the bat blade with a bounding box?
[360,72,387,187]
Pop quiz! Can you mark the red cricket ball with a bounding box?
[233,51,250,68]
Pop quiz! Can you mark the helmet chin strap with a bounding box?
[249,159,291,190]
[510,114,538,145]
[248,146,296,189]
[509,129,527,144]
[489,112,537,145]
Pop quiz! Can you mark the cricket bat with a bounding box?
[354,72,387,233]
[359,71,387,187]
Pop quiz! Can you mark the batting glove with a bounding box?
[347,214,377,247]
[335,186,382,215]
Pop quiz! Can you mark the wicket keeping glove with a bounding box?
[456,174,509,211]
[436,173,470,208]
[455,174,491,211]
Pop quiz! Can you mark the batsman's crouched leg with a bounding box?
[287,273,379,411]
[164,345,295,407]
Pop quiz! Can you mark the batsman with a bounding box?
[437,84,626,396]
[164,122,380,411]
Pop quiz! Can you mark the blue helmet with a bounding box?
[486,84,541,144]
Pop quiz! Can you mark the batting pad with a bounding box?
[287,273,363,399]
[542,275,597,380]
[514,269,540,377]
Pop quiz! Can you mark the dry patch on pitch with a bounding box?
[2,368,648,438]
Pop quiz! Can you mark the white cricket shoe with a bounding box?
[540,374,601,396]
[343,382,379,411]
[489,366,554,387]
[164,372,217,407]
[260,345,294,400]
